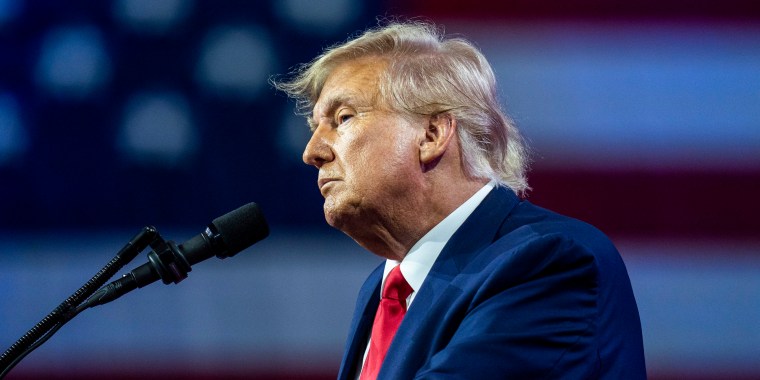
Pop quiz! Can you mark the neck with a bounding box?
[350,176,488,261]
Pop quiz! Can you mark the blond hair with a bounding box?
[274,21,530,195]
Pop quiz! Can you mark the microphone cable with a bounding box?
[0,226,158,379]
[0,202,268,378]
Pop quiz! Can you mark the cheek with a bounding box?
[339,119,421,187]
[360,139,418,190]
[380,127,420,169]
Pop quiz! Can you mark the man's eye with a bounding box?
[338,114,353,124]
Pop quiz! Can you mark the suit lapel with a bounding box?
[337,263,383,380]
[379,187,520,378]
[338,188,520,379]
[403,187,519,321]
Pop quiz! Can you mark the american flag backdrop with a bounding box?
[1,1,759,379]
[399,2,760,379]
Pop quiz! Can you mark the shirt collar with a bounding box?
[382,181,496,300]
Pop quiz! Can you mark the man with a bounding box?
[275,21,646,379]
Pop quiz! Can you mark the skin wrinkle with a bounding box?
[273,23,531,196]
[278,23,645,378]
[303,56,487,261]
[304,58,422,260]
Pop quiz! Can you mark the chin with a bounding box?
[323,203,346,229]
[323,194,353,225]
[323,204,361,236]
[323,212,341,228]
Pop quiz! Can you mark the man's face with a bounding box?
[303,58,425,235]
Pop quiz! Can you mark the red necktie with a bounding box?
[360,265,413,380]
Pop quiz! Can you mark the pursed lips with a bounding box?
[318,177,340,192]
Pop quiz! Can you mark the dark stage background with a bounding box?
[1,1,759,379]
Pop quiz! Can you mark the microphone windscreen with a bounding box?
[211,202,269,256]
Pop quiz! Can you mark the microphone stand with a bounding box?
[0,226,159,378]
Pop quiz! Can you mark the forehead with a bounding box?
[312,58,387,116]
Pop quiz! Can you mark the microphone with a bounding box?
[83,202,269,308]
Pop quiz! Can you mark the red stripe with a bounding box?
[6,370,335,380]
[8,369,759,380]
[389,0,760,21]
[526,168,760,239]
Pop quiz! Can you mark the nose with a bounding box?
[302,123,334,168]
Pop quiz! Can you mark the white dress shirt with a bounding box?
[357,181,495,376]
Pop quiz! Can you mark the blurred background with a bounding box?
[1,0,759,379]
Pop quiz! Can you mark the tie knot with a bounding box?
[382,265,413,301]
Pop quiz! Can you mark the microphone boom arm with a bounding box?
[0,202,268,378]
[0,226,159,378]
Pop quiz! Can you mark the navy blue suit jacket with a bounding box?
[337,187,646,379]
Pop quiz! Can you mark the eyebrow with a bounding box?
[309,92,366,131]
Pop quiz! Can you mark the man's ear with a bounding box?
[420,112,456,165]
